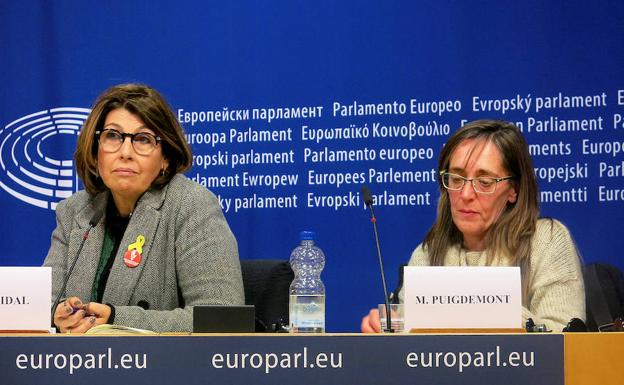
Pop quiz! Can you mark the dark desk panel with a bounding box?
[0,333,563,385]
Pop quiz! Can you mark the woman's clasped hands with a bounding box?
[53,297,111,334]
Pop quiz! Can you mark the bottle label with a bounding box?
[289,295,325,332]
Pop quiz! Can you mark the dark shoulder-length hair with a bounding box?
[75,83,192,194]
[424,119,539,272]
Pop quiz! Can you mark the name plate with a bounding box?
[0,267,51,331]
[403,266,521,329]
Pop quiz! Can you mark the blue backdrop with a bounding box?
[1,1,623,331]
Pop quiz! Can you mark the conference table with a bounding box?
[0,332,621,385]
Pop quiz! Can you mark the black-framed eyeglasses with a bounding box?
[96,128,161,156]
[440,170,513,194]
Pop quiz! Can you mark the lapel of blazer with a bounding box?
[65,192,108,302]
[102,184,168,306]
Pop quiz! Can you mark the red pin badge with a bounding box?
[124,235,145,268]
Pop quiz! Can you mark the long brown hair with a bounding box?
[75,83,192,194]
[424,120,539,297]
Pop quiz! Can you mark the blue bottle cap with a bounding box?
[300,231,315,240]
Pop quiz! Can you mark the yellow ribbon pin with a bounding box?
[128,235,145,254]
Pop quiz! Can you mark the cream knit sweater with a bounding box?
[401,218,585,332]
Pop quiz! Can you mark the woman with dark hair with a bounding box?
[361,119,585,332]
[45,83,244,333]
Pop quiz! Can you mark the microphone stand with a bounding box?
[362,186,394,333]
[50,209,103,324]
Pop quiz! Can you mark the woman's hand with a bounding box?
[361,308,382,333]
[53,297,93,333]
[53,297,111,334]
[83,301,112,328]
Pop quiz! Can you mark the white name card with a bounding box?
[403,266,521,330]
[0,267,51,331]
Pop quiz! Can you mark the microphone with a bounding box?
[50,207,104,323]
[361,185,394,333]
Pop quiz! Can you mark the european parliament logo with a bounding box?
[0,108,90,210]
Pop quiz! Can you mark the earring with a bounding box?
[160,168,165,177]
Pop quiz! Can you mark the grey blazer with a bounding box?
[44,174,244,332]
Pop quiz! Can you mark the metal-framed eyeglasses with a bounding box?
[96,128,162,156]
[440,170,513,194]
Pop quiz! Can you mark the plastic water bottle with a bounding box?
[289,231,326,333]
